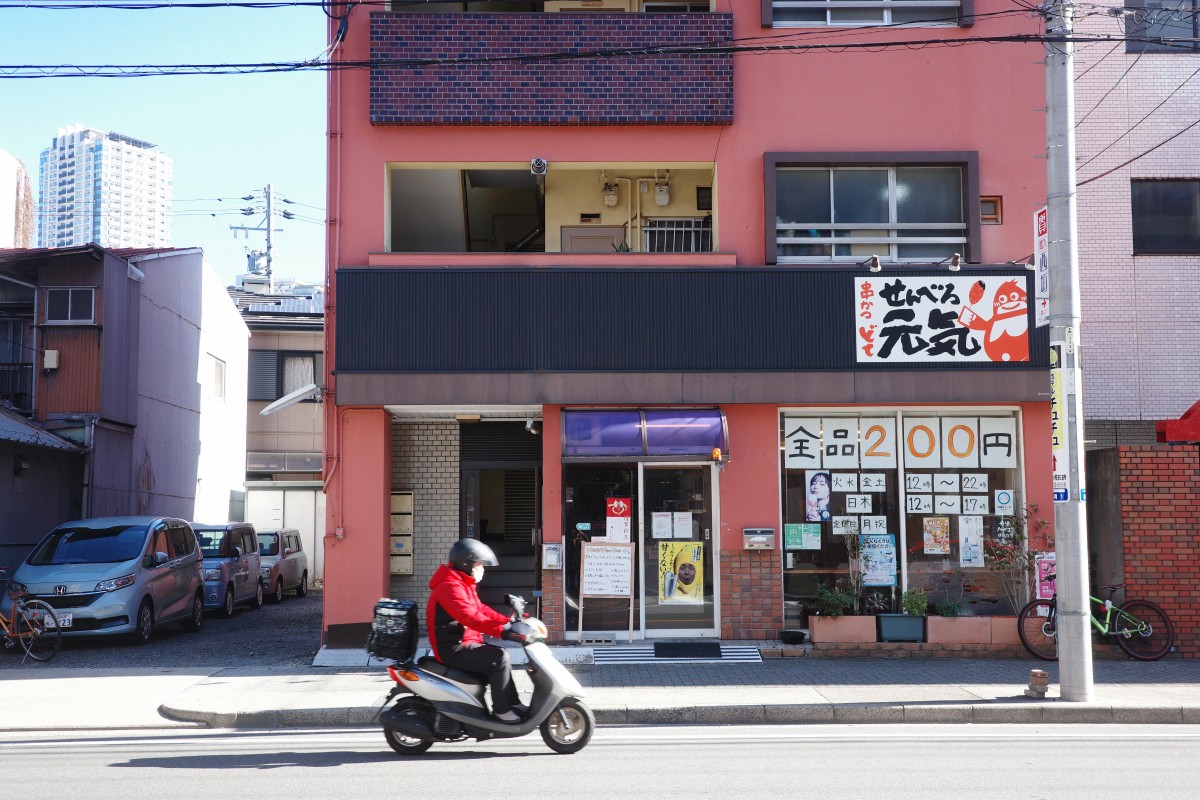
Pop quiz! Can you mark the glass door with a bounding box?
[640,463,718,636]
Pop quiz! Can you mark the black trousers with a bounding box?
[442,642,519,714]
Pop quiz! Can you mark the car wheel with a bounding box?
[251,579,264,609]
[182,592,204,633]
[130,599,154,645]
[296,572,308,597]
[271,578,284,604]
[221,585,235,618]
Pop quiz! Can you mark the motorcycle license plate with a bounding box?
[44,612,72,628]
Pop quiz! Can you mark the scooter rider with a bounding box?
[427,538,529,723]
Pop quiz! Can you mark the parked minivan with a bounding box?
[257,528,309,603]
[2,516,205,645]
[192,522,264,616]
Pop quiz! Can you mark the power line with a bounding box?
[2,32,1184,79]
[1077,116,1200,187]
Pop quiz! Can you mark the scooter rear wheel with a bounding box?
[539,698,595,754]
[382,697,434,755]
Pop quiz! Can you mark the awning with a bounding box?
[562,409,727,458]
[0,407,80,451]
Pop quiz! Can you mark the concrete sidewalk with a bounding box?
[4,645,1200,731]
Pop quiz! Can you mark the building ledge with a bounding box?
[364,252,738,269]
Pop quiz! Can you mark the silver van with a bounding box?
[2,516,204,645]
[257,528,309,603]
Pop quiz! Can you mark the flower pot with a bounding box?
[926,616,991,644]
[876,613,925,643]
[989,616,1021,644]
[808,614,876,643]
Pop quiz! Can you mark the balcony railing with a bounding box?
[0,363,34,413]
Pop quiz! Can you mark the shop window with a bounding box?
[779,411,1025,630]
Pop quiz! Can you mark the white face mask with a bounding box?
[472,565,485,583]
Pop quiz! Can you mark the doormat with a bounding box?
[654,642,722,659]
[590,645,761,665]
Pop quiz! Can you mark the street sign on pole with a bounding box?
[1035,206,1050,327]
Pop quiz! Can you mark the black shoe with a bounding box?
[513,702,530,717]
[493,709,521,723]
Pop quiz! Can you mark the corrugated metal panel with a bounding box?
[337,268,1049,374]
[460,421,542,462]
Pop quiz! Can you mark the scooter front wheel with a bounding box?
[539,698,595,754]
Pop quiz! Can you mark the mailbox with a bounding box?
[742,528,775,550]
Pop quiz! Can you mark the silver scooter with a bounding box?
[378,595,594,755]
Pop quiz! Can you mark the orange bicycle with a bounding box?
[0,566,61,662]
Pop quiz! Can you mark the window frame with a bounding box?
[764,151,981,265]
[44,287,96,325]
[763,0,973,28]
[1125,0,1200,53]
[1131,178,1200,254]
[248,349,323,403]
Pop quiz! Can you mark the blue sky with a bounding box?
[0,4,328,287]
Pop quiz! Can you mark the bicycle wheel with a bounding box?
[14,600,62,662]
[1017,598,1058,661]
[1113,599,1174,661]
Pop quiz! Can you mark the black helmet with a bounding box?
[448,538,498,573]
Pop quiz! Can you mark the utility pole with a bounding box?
[229,183,280,293]
[1044,0,1093,701]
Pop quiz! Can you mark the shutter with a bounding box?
[248,351,279,401]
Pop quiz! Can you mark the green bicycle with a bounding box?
[1017,573,1174,661]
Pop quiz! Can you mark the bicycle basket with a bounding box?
[367,598,418,662]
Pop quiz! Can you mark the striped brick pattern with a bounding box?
[720,548,782,640]
[1117,445,1200,658]
[369,12,734,125]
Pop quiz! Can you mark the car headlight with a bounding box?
[260,567,271,577]
[95,574,136,593]
[204,568,222,581]
[9,580,27,594]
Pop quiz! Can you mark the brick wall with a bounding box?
[540,568,564,643]
[720,549,781,640]
[369,12,734,125]
[1117,444,1200,658]
[389,421,460,608]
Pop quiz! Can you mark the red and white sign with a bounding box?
[1035,207,1049,327]
[606,497,632,542]
[855,276,1030,363]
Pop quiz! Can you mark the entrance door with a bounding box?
[640,464,718,636]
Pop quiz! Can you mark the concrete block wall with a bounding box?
[1117,444,1200,658]
[1074,15,1200,426]
[720,548,782,640]
[389,420,460,608]
[369,12,734,125]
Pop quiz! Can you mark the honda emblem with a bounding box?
[54,585,67,595]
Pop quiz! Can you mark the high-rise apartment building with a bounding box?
[37,125,173,249]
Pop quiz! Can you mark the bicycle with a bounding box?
[1017,572,1175,662]
[0,566,62,663]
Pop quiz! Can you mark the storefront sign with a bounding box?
[783,416,899,469]
[784,522,821,550]
[581,542,634,597]
[1035,552,1057,600]
[923,516,950,554]
[959,516,985,567]
[606,497,631,542]
[861,533,897,587]
[855,276,1030,363]
[1050,343,1069,502]
[651,512,672,540]
[994,489,1015,516]
[658,542,704,604]
[1035,206,1050,327]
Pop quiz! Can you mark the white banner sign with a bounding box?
[1035,206,1050,327]
[855,276,1031,363]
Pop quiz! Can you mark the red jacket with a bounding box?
[426,564,510,661]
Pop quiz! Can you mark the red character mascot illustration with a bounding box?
[957,279,1029,362]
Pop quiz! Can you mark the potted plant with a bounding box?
[807,581,876,643]
[877,587,928,642]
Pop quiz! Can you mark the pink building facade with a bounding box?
[322,1,1053,647]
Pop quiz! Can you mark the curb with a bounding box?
[157,701,1200,729]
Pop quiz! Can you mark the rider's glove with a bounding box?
[501,622,527,643]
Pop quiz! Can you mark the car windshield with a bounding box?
[258,534,280,557]
[195,530,232,558]
[27,524,148,566]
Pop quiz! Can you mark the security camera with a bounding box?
[530,158,548,175]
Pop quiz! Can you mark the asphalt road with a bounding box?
[0,589,323,670]
[4,724,1200,800]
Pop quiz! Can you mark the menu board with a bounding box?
[580,542,634,598]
